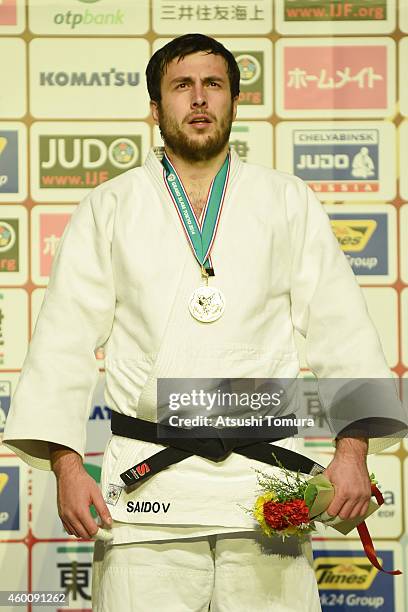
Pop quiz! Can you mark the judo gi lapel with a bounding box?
[135,148,243,420]
[144,147,243,242]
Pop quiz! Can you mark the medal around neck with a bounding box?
[189,284,225,323]
[162,152,230,324]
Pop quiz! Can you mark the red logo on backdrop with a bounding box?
[284,45,387,110]
[39,213,71,277]
[0,0,17,25]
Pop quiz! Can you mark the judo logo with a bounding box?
[234,52,264,105]
[105,484,123,506]
[0,221,16,251]
[292,128,380,193]
[351,147,375,178]
[109,138,138,169]
[236,54,261,86]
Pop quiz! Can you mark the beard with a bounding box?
[157,102,234,162]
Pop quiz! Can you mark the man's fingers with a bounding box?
[61,520,73,536]
[77,511,100,538]
[65,509,98,539]
[56,471,112,538]
[326,494,347,517]
[348,499,370,520]
[62,518,83,539]
[326,491,355,518]
[60,508,97,539]
[327,495,370,520]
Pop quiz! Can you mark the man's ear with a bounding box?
[150,100,160,125]
[232,96,239,121]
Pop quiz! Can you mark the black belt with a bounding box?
[111,411,325,487]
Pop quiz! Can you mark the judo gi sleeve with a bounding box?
[287,179,407,452]
[2,191,117,469]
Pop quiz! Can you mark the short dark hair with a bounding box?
[146,33,240,103]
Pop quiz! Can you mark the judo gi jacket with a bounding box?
[3,147,401,535]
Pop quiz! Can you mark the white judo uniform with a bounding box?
[3,147,399,611]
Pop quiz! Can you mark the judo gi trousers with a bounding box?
[92,531,322,612]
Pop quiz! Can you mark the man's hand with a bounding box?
[50,444,112,539]
[323,437,371,521]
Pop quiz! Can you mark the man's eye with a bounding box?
[209,82,220,87]
[177,83,188,89]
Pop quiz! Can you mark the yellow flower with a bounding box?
[253,491,277,537]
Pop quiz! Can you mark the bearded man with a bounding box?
[3,34,404,611]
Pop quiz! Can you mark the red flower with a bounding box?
[263,499,310,530]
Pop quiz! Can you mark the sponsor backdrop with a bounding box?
[0,1,407,610]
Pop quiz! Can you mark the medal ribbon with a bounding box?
[162,152,230,271]
[356,484,401,575]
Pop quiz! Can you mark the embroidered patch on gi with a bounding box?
[105,484,123,506]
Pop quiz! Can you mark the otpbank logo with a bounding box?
[29,0,149,36]
[53,0,124,30]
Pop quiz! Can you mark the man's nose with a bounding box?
[191,83,207,108]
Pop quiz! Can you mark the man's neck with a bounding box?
[164,145,229,186]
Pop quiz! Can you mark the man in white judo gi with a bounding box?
[3,34,405,611]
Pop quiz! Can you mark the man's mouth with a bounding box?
[188,115,212,124]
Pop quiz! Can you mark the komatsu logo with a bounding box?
[331,219,377,251]
[314,557,378,590]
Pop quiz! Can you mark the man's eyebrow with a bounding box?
[169,75,226,85]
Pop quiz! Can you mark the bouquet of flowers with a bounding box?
[248,460,401,575]
[251,462,378,540]
[252,467,315,539]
